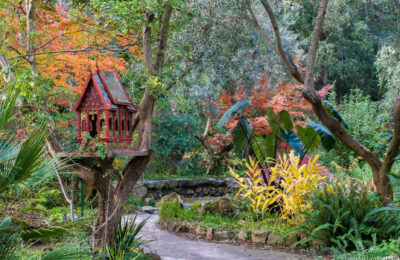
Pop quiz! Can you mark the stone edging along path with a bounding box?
[157,216,324,258]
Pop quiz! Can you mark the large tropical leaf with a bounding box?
[323,100,349,130]
[252,135,275,164]
[216,99,251,128]
[278,110,293,132]
[232,117,252,154]
[306,121,336,151]
[280,129,304,156]
[266,107,283,133]
[296,125,320,153]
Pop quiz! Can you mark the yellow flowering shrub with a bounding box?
[231,151,325,223]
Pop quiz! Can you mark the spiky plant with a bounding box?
[107,216,148,259]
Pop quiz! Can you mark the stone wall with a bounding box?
[132,178,237,201]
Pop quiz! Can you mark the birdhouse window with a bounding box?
[115,118,119,131]
[82,119,86,131]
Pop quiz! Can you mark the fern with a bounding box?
[289,183,384,252]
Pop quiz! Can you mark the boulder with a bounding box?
[285,234,298,247]
[131,185,148,201]
[237,230,248,241]
[252,230,269,243]
[203,197,237,216]
[267,234,281,245]
[167,220,178,232]
[186,189,194,195]
[214,230,235,241]
[158,192,184,207]
[195,225,206,237]
[144,252,161,260]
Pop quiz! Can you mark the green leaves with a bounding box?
[323,100,349,130]
[307,121,336,151]
[217,99,251,128]
[233,117,252,154]
[251,135,275,164]
[296,125,320,153]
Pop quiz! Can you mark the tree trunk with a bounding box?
[26,0,37,72]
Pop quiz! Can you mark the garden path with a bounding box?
[123,212,307,260]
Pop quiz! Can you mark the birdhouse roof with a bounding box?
[74,70,134,111]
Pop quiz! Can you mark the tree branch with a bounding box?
[154,4,173,74]
[259,0,304,83]
[8,43,139,60]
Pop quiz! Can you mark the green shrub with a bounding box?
[321,90,390,170]
[290,183,382,252]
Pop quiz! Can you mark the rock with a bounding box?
[187,223,196,234]
[209,187,216,195]
[217,187,225,194]
[141,206,157,214]
[214,230,235,241]
[237,230,248,241]
[203,197,237,216]
[186,189,194,195]
[195,187,202,193]
[206,228,213,240]
[195,225,206,237]
[311,239,326,249]
[252,230,269,243]
[167,220,178,232]
[158,192,184,207]
[285,234,298,247]
[267,234,281,245]
[131,185,148,201]
[144,252,161,260]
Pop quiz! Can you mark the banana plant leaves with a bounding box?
[217,99,251,128]
[251,135,275,164]
[233,117,252,154]
[296,125,320,153]
[306,120,336,151]
[280,129,304,157]
[323,100,349,130]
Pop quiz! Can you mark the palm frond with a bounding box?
[41,245,91,260]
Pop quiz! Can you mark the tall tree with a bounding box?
[245,0,399,203]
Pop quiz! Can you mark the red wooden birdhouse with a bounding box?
[73,69,145,157]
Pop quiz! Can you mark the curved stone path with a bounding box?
[123,213,308,260]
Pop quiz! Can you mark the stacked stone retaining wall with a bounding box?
[132,178,237,201]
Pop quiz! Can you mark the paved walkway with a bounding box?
[123,213,308,260]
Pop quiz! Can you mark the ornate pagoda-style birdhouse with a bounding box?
[73,69,145,157]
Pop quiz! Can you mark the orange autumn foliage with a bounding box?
[1,1,141,106]
[216,75,332,136]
